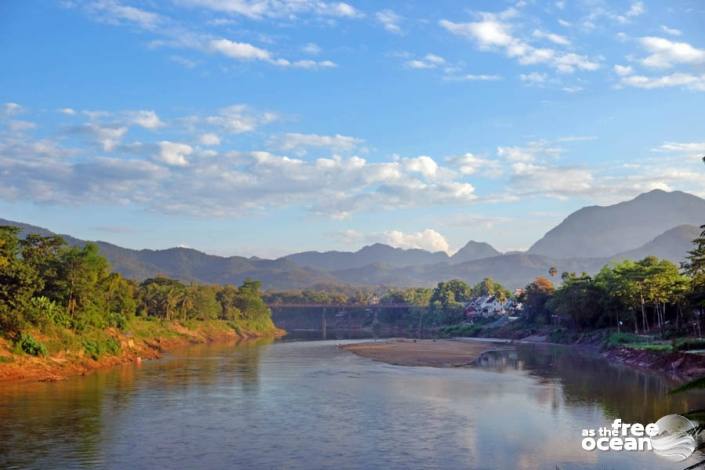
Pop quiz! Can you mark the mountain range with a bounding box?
[3,189,704,290]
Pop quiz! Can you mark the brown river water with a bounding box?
[2,335,705,469]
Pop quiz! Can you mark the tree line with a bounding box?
[0,226,273,338]
[522,224,705,336]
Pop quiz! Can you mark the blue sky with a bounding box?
[1,0,705,257]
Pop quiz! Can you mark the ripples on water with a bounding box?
[2,336,705,469]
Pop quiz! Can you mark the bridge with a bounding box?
[266,303,420,338]
[266,303,414,309]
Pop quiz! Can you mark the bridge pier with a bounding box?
[321,308,327,340]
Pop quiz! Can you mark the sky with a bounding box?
[1,0,705,258]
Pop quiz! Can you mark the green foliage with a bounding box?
[82,336,121,360]
[440,322,483,337]
[17,332,47,357]
[547,273,605,329]
[522,276,555,324]
[470,277,511,302]
[606,332,643,346]
[0,227,276,349]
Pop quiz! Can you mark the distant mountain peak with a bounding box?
[529,190,705,259]
[451,240,500,264]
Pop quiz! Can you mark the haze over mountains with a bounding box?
[3,190,704,290]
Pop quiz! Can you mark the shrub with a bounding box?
[17,332,47,357]
[82,336,121,360]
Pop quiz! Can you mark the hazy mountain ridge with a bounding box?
[529,190,705,258]
[281,243,450,271]
[2,190,704,290]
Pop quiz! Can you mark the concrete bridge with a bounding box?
[266,303,419,338]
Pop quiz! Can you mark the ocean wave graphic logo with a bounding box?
[651,414,697,462]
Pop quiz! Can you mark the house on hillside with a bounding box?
[464,295,506,318]
[464,295,524,319]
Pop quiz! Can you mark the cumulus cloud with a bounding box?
[520,71,548,84]
[376,9,402,34]
[638,36,705,69]
[619,72,705,91]
[448,153,503,177]
[382,229,450,253]
[205,104,278,133]
[532,29,570,46]
[76,1,339,71]
[271,132,363,154]
[439,10,599,73]
[199,133,221,146]
[2,102,23,116]
[129,110,164,129]
[87,0,162,30]
[405,53,446,69]
[176,0,362,20]
[654,141,705,155]
[210,38,272,61]
[1,111,479,218]
[661,25,682,37]
[158,141,192,166]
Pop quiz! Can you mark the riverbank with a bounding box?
[340,339,511,367]
[0,319,285,383]
[440,319,705,380]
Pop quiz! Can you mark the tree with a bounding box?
[523,276,555,323]
[548,273,605,329]
[684,224,705,313]
[471,277,511,302]
[0,227,40,333]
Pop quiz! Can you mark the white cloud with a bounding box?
[497,141,561,163]
[78,1,338,72]
[302,42,321,55]
[445,73,502,81]
[177,0,362,19]
[87,0,162,30]
[158,141,192,166]
[209,38,272,61]
[448,153,503,177]
[520,72,548,84]
[129,110,164,129]
[272,132,363,154]
[639,36,705,69]
[80,123,128,151]
[654,141,705,155]
[402,155,439,178]
[532,29,570,46]
[205,104,278,133]
[199,133,221,146]
[619,72,705,91]
[60,107,77,115]
[405,53,445,69]
[625,1,645,18]
[661,25,682,37]
[439,12,599,73]
[382,229,450,253]
[613,64,633,76]
[376,9,402,34]
[2,102,22,116]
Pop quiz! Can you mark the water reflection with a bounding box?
[1,338,705,469]
[477,345,703,424]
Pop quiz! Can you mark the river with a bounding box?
[2,336,705,469]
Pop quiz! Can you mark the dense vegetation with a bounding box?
[0,226,275,357]
[508,224,705,340]
[265,225,705,342]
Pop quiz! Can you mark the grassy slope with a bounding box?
[0,318,284,383]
